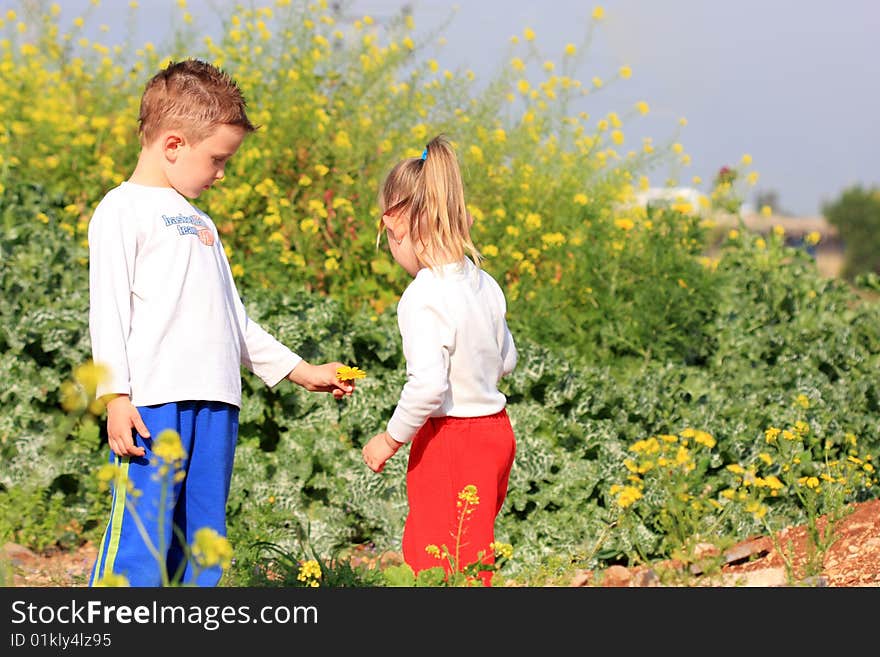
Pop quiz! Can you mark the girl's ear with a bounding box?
[382,213,407,244]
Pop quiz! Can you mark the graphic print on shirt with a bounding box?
[162,213,215,246]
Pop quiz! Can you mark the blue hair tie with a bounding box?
[421,148,428,161]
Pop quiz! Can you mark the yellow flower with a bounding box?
[297,559,322,587]
[96,463,126,492]
[336,365,367,381]
[153,429,187,465]
[457,484,480,507]
[191,527,233,569]
[619,65,632,79]
[490,541,514,560]
[523,27,535,41]
[692,430,715,448]
[73,361,109,396]
[592,6,605,20]
[616,485,642,508]
[94,572,130,587]
[565,43,576,56]
[635,100,649,115]
[746,501,768,519]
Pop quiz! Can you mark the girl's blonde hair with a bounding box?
[378,134,482,269]
[138,59,257,146]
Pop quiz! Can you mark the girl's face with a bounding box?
[382,209,422,277]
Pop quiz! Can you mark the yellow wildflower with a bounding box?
[336,365,367,381]
[191,527,233,569]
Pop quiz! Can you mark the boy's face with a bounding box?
[166,124,247,199]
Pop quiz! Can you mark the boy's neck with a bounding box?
[128,149,174,189]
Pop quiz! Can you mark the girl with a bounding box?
[362,134,518,586]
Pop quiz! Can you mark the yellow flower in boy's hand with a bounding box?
[336,365,367,382]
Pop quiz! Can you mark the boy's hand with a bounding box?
[105,395,149,458]
[362,431,403,473]
[288,361,355,399]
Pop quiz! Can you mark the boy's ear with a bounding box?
[162,132,186,161]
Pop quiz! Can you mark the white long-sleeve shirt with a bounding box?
[88,181,301,408]
[386,258,517,443]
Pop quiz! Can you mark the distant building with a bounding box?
[635,186,709,215]
[628,188,844,277]
[714,211,843,277]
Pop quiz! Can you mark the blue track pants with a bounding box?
[89,401,239,587]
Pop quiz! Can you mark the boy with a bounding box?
[87,58,353,586]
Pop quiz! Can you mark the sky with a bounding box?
[5,0,878,217]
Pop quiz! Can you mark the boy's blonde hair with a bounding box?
[137,58,256,146]
[379,134,481,269]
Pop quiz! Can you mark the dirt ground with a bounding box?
[4,498,879,587]
[579,498,880,587]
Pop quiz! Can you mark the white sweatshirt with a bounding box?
[386,258,517,443]
[88,181,301,408]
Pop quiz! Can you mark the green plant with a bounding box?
[236,521,385,587]
[724,418,872,584]
[823,184,880,279]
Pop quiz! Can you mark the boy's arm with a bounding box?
[214,236,354,398]
[287,361,354,399]
[88,202,138,400]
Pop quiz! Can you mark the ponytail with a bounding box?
[380,134,481,269]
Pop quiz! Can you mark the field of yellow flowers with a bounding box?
[1,1,878,586]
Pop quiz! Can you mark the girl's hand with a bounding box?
[362,432,403,473]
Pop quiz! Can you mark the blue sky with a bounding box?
[7,0,877,216]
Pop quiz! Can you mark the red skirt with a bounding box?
[402,409,516,586]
